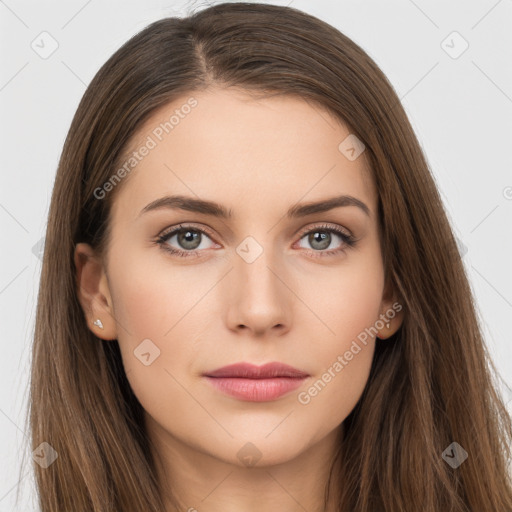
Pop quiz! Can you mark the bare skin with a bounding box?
[75,87,403,512]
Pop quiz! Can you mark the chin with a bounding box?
[211,432,315,469]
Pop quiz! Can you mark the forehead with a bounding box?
[109,87,376,223]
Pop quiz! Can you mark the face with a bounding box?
[75,87,402,470]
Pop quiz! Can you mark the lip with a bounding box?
[203,362,309,402]
[204,362,309,379]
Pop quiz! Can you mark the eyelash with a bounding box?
[155,223,357,259]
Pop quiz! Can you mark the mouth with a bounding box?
[203,362,310,402]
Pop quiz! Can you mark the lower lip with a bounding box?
[204,376,307,402]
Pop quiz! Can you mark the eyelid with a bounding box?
[158,222,218,242]
[295,222,352,239]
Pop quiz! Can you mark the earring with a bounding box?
[93,318,104,329]
[386,321,390,329]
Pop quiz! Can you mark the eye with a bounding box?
[295,223,357,258]
[156,224,217,258]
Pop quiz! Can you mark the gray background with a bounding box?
[1,0,511,508]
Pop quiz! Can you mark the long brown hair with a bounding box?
[25,2,512,510]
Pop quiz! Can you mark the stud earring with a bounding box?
[93,318,104,329]
[386,321,390,329]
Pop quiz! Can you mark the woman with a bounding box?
[27,2,512,511]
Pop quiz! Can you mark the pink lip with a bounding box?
[203,362,309,402]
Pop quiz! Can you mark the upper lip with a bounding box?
[204,362,309,379]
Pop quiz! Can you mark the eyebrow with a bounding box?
[138,194,370,219]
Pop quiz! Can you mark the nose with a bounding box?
[225,244,291,337]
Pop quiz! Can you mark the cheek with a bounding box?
[295,249,384,346]
[108,269,199,423]
[292,253,383,427]
[296,340,375,442]
[295,282,381,434]
[108,244,206,339]
[106,249,213,400]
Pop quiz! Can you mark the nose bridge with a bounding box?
[235,234,282,301]
[227,233,290,332]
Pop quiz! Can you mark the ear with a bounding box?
[376,277,404,340]
[74,242,118,341]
